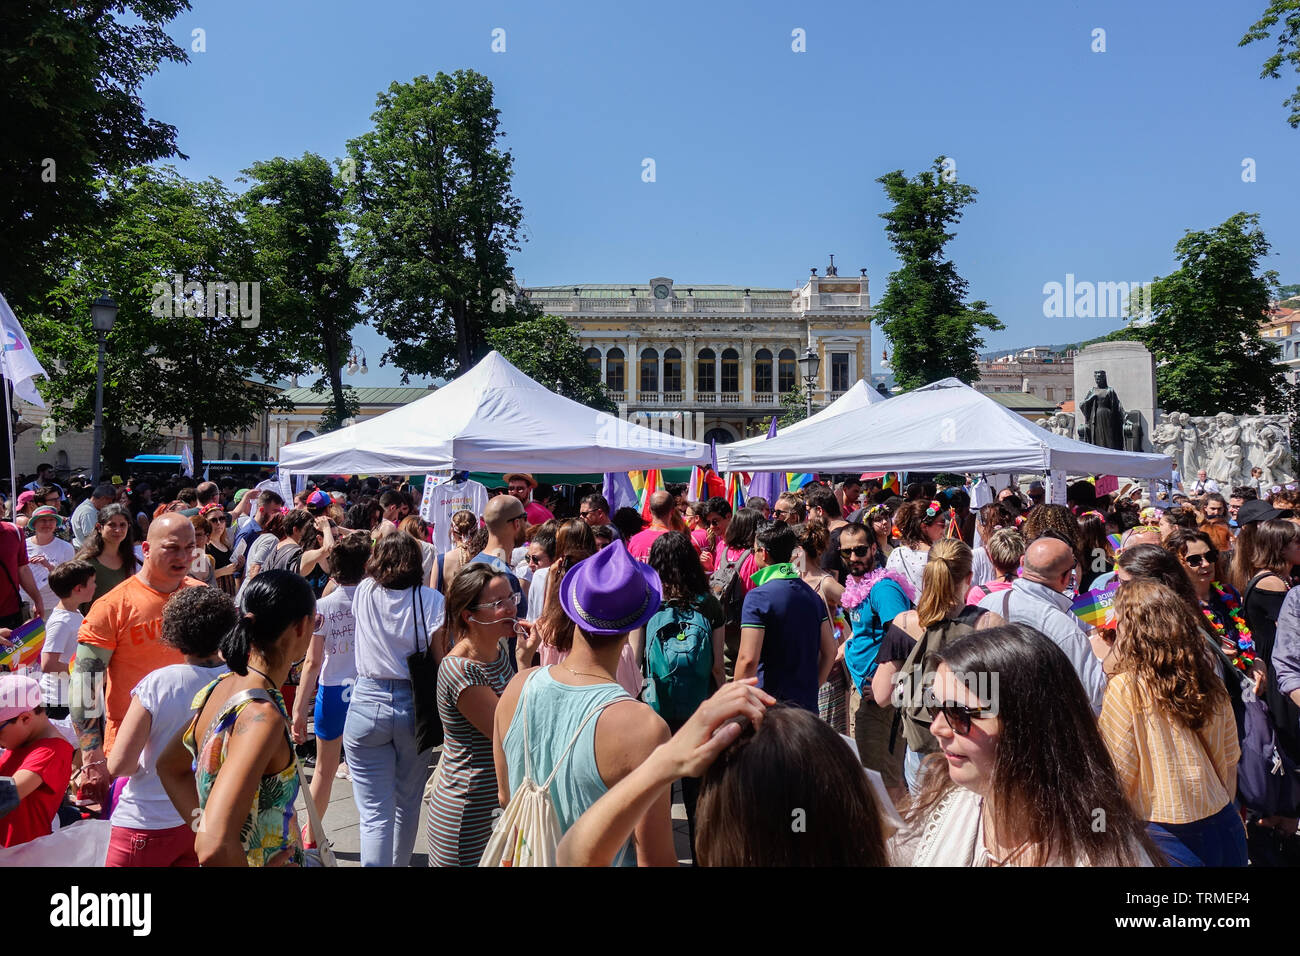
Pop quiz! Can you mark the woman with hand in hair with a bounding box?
[157,570,317,867]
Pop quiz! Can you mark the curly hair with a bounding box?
[1112,578,1228,731]
[365,530,424,590]
[1021,504,1079,551]
[892,500,944,547]
[646,531,710,605]
[793,521,830,561]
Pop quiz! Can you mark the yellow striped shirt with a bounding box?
[1098,670,1239,824]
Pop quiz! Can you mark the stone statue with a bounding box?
[1123,410,1145,453]
[1053,412,1075,439]
[1257,425,1293,485]
[1152,416,1183,466]
[1078,370,1125,449]
[1179,412,1202,482]
[1206,412,1244,485]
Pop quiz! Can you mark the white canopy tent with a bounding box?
[717,378,1172,479]
[726,379,890,453]
[278,351,711,475]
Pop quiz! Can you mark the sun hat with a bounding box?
[0,674,41,723]
[28,505,64,529]
[503,473,538,488]
[559,541,662,637]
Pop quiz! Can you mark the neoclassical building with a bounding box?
[522,263,871,443]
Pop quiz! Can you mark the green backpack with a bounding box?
[643,600,714,724]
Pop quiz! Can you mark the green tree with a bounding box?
[0,1,189,316]
[241,152,362,432]
[345,71,529,381]
[485,314,616,412]
[873,158,1004,390]
[778,385,812,427]
[1241,1,1300,128]
[29,166,301,472]
[1121,212,1285,416]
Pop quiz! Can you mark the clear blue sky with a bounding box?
[141,0,1300,387]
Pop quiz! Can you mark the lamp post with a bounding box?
[346,346,368,375]
[796,346,821,421]
[89,292,118,485]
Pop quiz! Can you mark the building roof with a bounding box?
[986,392,1058,413]
[278,386,434,407]
[524,284,792,300]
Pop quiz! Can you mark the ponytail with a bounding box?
[916,539,973,628]
[220,569,316,675]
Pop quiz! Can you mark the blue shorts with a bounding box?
[314,683,351,741]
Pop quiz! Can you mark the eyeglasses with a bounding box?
[1183,553,1217,568]
[839,545,872,558]
[707,516,726,527]
[526,554,545,566]
[472,592,522,611]
[579,510,594,517]
[773,507,794,517]
[930,701,994,736]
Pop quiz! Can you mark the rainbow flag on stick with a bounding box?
[1070,582,1119,630]
[638,469,663,521]
[725,472,747,512]
[0,617,45,669]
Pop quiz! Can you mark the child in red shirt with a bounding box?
[0,674,74,847]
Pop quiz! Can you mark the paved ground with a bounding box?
[297,747,693,867]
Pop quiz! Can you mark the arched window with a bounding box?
[585,347,601,375]
[721,348,739,393]
[296,430,316,443]
[639,348,659,392]
[703,427,735,445]
[606,348,625,391]
[778,348,797,393]
[663,348,682,393]
[754,348,773,393]
[697,349,716,394]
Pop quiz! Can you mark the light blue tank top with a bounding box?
[503,666,635,866]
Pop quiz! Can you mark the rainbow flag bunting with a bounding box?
[0,617,46,669]
[1070,582,1119,630]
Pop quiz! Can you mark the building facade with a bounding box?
[522,264,871,443]
[973,346,1076,406]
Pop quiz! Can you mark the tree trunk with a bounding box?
[190,421,204,478]
[454,298,472,374]
[325,331,346,425]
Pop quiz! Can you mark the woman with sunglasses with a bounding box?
[426,564,539,866]
[202,507,237,597]
[864,503,895,569]
[885,500,948,599]
[895,624,1155,866]
[343,532,447,866]
[1100,580,1246,866]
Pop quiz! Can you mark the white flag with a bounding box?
[0,293,49,408]
[180,443,195,477]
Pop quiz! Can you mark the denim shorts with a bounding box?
[314,683,352,741]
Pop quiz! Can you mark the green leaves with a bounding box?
[874,158,1004,390]
[1122,212,1285,416]
[345,71,527,381]
[1241,1,1300,128]
[485,315,615,413]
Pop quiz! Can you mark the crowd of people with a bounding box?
[3,461,1300,868]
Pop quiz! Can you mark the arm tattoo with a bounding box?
[70,644,112,751]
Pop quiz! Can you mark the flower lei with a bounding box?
[842,567,916,610]
[1202,582,1256,673]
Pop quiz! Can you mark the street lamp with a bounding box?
[346,347,368,375]
[796,346,821,420]
[89,292,118,485]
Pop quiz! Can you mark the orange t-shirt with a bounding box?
[77,575,203,752]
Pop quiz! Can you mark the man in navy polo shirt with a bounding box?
[735,521,834,712]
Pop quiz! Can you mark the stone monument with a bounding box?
[1157,411,1295,486]
[1073,342,1157,453]
[1078,370,1125,448]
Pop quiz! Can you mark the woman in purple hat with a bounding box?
[491,543,678,866]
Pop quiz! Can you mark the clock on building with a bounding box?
[653,284,670,299]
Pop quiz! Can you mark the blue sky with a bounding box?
[141,0,1300,387]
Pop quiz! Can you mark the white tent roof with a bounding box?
[278,351,710,475]
[717,378,1171,478]
[726,379,890,452]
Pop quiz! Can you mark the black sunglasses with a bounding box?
[839,545,872,558]
[929,701,994,736]
[1183,552,1217,568]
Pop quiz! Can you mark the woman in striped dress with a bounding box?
[427,564,539,865]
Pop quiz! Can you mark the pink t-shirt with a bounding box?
[627,526,677,561]
[524,501,554,525]
[965,579,1013,606]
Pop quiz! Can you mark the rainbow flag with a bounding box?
[882,471,900,494]
[786,472,815,490]
[1106,533,1122,553]
[1070,582,1119,630]
[638,469,663,521]
[0,617,45,669]
[725,472,747,512]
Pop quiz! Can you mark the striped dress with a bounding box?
[426,648,515,866]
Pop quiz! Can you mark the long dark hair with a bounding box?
[647,531,709,605]
[696,706,888,866]
[1116,544,1218,644]
[75,503,138,574]
[908,624,1159,866]
[539,519,596,653]
[723,507,761,551]
[221,570,315,675]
